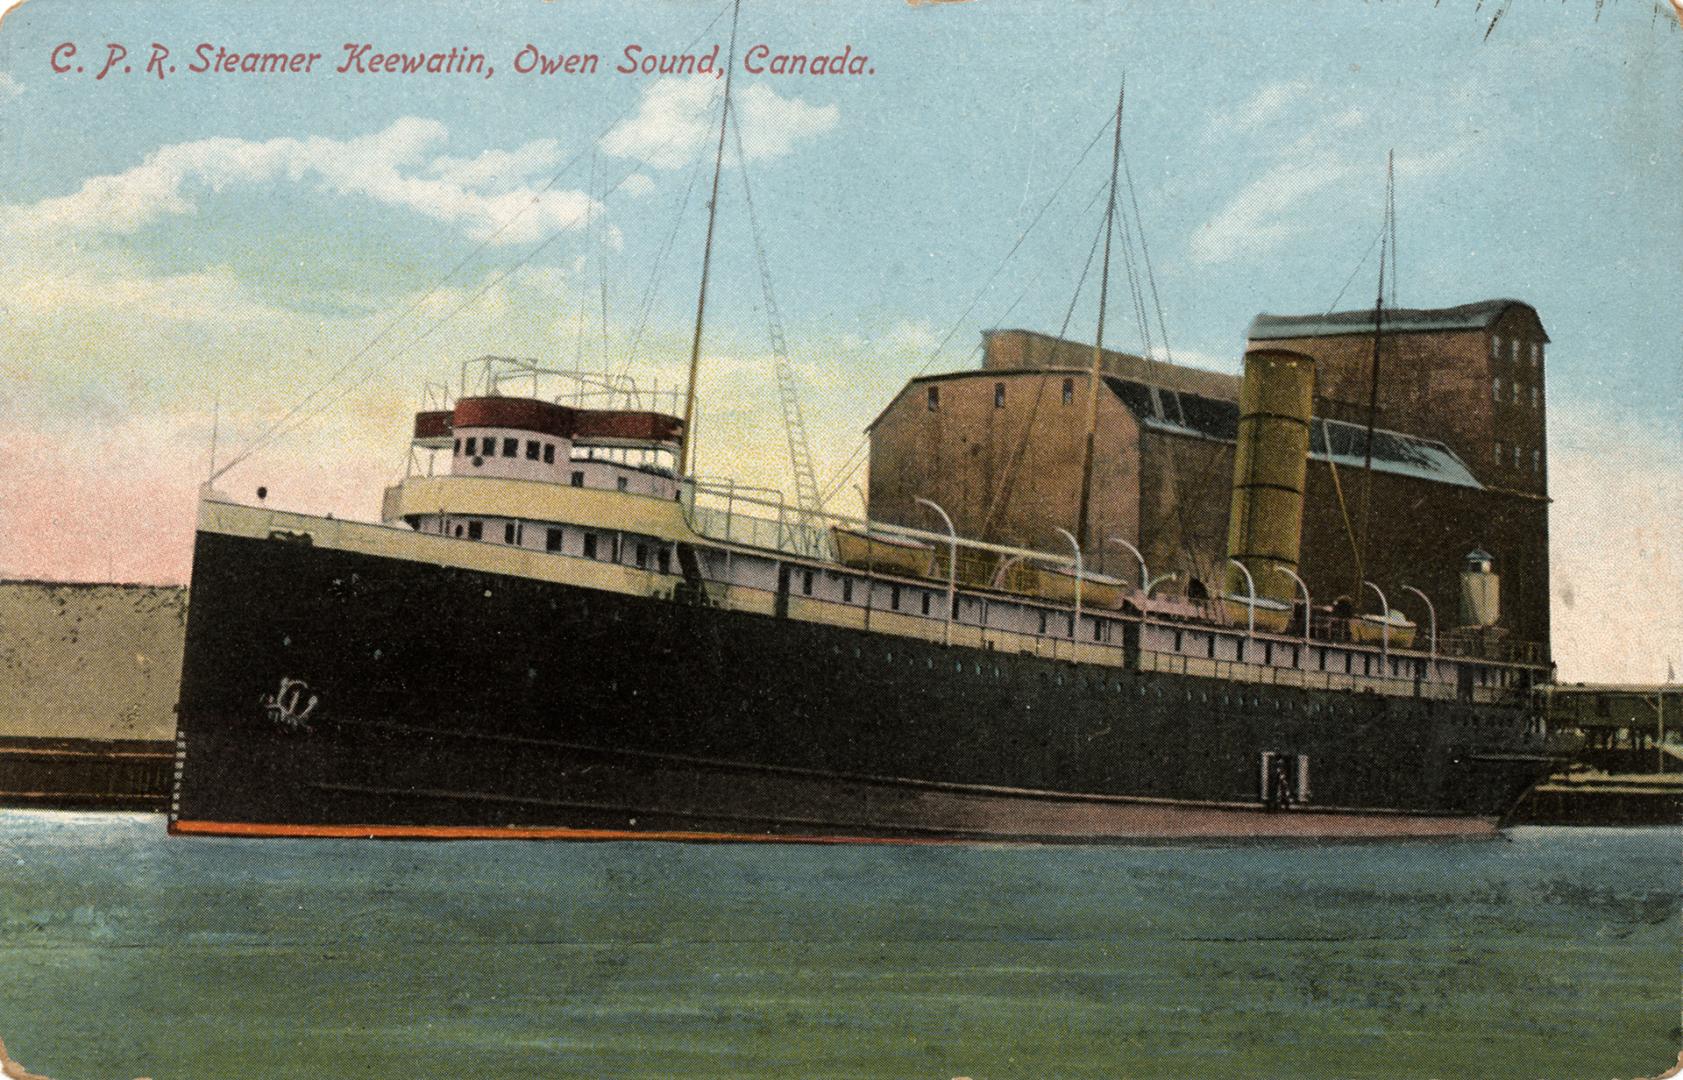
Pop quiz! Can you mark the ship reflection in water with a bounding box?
[1,811,1677,1079]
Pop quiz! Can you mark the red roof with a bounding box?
[429,397,684,444]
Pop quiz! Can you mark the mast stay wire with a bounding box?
[620,152,710,381]
[247,122,713,463]
[211,0,734,483]
[816,105,1119,508]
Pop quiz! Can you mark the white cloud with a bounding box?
[0,72,21,102]
[1229,79,1312,133]
[0,118,601,246]
[1190,156,1358,266]
[600,76,838,170]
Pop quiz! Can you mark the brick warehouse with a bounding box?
[865,301,1551,657]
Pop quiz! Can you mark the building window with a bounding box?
[503,437,518,457]
[1532,449,1541,473]
[583,534,598,559]
[994,382,1006,409]
[543,444,556,464]
[1511,381,1520,404]
[1492,377,1501,402]
[1491,335,1501,361]
[1510,339,1519,364]
[1530,386,1539,409]
[1513,445,1522,468]
[546,528,563,552]
[571,470,585,487]
[927,386,939,411]
[1494,440,1504,464]
[526,440,540,460]
[1062,378,1075,405]
[467,520,483,541]
[465,436,477,456]
[504,522,516,544]
[1531,342,1541,368]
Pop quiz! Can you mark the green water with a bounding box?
[0,812,1677,1079]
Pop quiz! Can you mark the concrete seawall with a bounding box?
[0,581,186,809]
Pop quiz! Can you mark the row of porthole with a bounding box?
[825,641,1376,716]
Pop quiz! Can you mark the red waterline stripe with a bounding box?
[167,819,956,845]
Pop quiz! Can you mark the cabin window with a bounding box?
[1039,611,1048,635]
[842,577,853,603]
[1236,639,1245,663]
[657,547,671,574]
[546,528,563,553]
[571,471,585,487]
[1062,378,1075,405]
[1363,654,1372,676]
[635,543,648,569]
[453,438,461,455]
[465,436,477,456]
[1263,641,1273,665]
[1344,652,1353,674]
[583,534,598,559]
[1093,620,1102,642]
[1206,634,1216,659]
[921,592,932,616]
[467,521,483,541]
[1172,630,1183,652]
[927,386,940,411]
[1317,648,1326,671]
[502,437,518,457]
[454,524,464,538]
[611,535,622,562]
[802,570,814,596]
[890,585,901,611]
[543,444,556,464]
[617,477,629,492]
[994,382,1006,409]
[504,522,516,544]
[526,440,540,460]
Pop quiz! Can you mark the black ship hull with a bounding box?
[171,527,1559,843]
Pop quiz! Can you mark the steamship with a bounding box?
[168,345,1565,842]
[168,58,1567,842]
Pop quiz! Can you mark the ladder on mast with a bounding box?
[729,109,825,523]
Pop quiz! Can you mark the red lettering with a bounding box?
[49,42,76,74]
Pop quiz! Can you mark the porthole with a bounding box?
[955,661,963,673]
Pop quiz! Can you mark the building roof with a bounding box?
[1104,376,1483,489]
[1247,299,1548,343]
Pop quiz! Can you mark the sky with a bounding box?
[0,0,1678,682]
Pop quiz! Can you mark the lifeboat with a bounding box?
[830,526,935,577]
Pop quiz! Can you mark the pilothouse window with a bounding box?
[526,440,540,460]
[502,437,518,457]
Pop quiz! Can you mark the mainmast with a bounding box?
[1074,80,1127,553]
[1350,150,1394,606]
[678,0,744,478]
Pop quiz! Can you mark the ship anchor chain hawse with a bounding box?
[167,6,1574,844]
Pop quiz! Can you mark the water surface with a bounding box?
[1,812,1677,1078]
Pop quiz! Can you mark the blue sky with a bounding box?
[1,0,1679,678]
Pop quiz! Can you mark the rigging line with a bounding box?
[622,153,709,378]
[1120,144,1173,365]
[1113,190,1154,364]
[1324,220,1387,317]
[210,1,734,482]
[814,108,1117,505]
[1388,166,1399,308]
[251,139,683,458]
[576,151,595,370]
[1057,203,1109,341]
